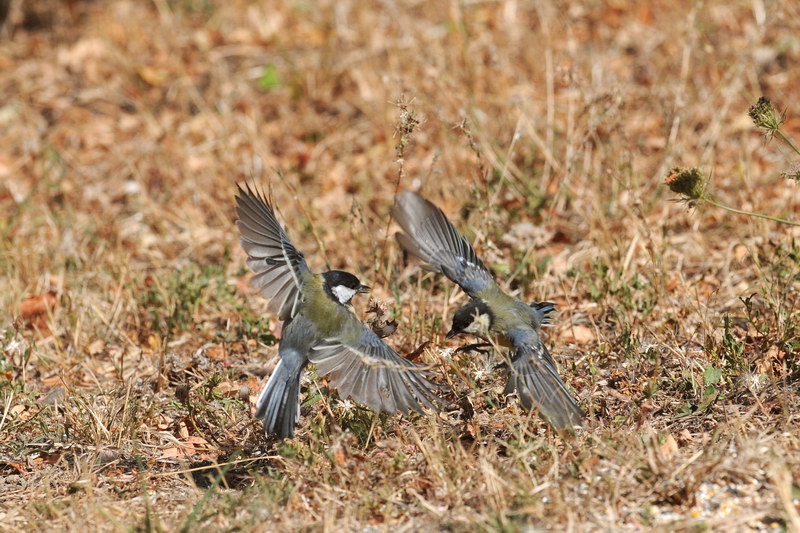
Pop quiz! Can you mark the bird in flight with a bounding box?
[392,191,583,429]
[235,183,444,438]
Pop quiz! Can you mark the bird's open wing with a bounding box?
[308,324,445,414]
[392,191,495,298]
[504,329,584,429]
[235,182,311,321]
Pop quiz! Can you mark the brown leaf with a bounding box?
[367,514,385,525]
[657,433,679,462]
[580,455,600,475]
[87,339,105,355]
[41,375,61,387]
[733,244,749,262]
[147,335,160,351]
[205,345,225,360]
[33,451,63,466]
[561,325,595,345]
[217,380,244,397]
[20,291,58,322]
[0,459,26,474]
[136,66,168,87]
[178,421,190,440]
[161,447,191,459]
[161,436,213,460]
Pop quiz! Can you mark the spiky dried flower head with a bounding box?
[748,96,784,133]
[665,166,706,201]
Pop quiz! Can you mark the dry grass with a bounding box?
[1,0,800,531]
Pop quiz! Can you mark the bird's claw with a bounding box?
[455,342,493,355]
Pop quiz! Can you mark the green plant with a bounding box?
[666,97,800,225]
[258,64,281,91]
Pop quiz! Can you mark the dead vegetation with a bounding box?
[1,0,799,531]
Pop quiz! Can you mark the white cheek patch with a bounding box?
[464,313,491,335]
[332,285,357,305]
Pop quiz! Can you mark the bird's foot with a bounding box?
[455,342,493,355]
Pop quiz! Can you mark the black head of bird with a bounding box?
[446,300,492,339]
[321,270,371,306]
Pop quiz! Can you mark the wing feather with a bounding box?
[309,325,445,414]
[235,182,311,321]
[505,329,584,429]
[392,191,495,297]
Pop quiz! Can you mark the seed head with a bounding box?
[665,166,706,201]
[748,96,784,134]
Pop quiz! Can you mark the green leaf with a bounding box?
[703,365,722,386]
[697,387,718,412]
[258,64,281,90]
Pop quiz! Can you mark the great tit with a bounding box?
[235,183,443,438]
[391,191,584,429]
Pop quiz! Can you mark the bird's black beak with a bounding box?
[357,284,371,294]
[446,329,458,339]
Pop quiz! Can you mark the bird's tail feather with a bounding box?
[504,344,584,429]
[530,301,556,326]
[255,359,302,439]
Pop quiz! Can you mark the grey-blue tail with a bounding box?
[504,340,584,429]
[255,359,303,439]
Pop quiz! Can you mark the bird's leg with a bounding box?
[455,342,493,355]
[492,361,510,372]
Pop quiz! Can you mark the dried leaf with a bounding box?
[161,447,191,459]
[20,291,57,321]
[733,244,748,262]
[0,459,26,474]
[87,339,105,355]
[657,433,679,462]
[561,325,595,344]
[136,66,168,87]
[33,451,63,466]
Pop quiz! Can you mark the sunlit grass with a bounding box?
[0,0,799,531]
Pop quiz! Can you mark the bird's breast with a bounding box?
[300,276,350,337]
